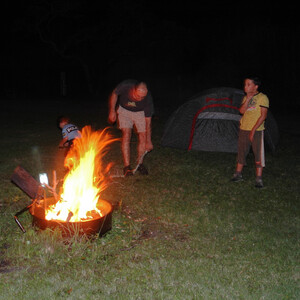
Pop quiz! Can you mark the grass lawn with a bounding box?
[0,98,299,299]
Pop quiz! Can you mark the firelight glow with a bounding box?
[45,126,118,222]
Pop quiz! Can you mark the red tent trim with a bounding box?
[206,97,232,104]
[188,104,240,150]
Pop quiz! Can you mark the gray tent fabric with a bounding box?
[161,87,279,153]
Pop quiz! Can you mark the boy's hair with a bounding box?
[56,115,70,129]
[245,76,261,88]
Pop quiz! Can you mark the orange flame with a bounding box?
[45,126,118,222]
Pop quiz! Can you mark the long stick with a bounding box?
[132,150,148,174]
[111,151,149,178]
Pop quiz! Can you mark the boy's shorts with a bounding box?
[237,129,265,167]
[117,106,146,133]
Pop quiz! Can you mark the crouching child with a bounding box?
[57,116,81,155]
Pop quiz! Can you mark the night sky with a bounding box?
[4,1,300,112]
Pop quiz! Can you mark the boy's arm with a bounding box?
[249,107,268,141]
[59,137,68,148]
[239,97,251,114]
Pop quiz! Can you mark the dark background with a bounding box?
[4,0,299,114]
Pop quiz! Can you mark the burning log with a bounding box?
[66,211,74,223]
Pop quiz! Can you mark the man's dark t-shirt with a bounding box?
[114,80,154,117]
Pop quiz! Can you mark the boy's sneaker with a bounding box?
[255,178,264,188]
[137,163,148,175]
[231,173,243,182]
[123,165,133,177]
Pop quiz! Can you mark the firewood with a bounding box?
[11,166,43,200]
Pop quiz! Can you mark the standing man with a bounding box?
[108,79,154,177]
[232,76,269,188]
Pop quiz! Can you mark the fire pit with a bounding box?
[12,126,118,238]
[29,197,113,237]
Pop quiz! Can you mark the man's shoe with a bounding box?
[231,173,243,182]
[137,163,148,175]
[123,165,133,177]
[255,178,264,188]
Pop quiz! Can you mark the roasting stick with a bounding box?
[110,151,149,178]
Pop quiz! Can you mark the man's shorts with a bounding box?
[237,129,265,167]
[117,106,146,133]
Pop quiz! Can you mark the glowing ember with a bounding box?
[45,126,118,222]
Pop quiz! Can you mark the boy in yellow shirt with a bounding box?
[232,76,269,188]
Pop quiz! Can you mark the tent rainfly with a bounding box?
[161,87,279,153]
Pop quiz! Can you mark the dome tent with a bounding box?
[161,87,279,153]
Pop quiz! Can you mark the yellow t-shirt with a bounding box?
[240,92,269,131]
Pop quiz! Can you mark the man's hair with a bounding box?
[135,81,147,89]
[245,76,261,87]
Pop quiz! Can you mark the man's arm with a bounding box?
[108,90,118,124]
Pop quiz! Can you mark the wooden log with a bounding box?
[11,166,44,200]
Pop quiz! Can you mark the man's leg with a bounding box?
[137,131,146,163]
[136,131,148,175]
[145,117,153,151]
[121,128,132,167]
[131,111,148,175]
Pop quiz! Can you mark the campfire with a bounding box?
[12,126,118,237]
